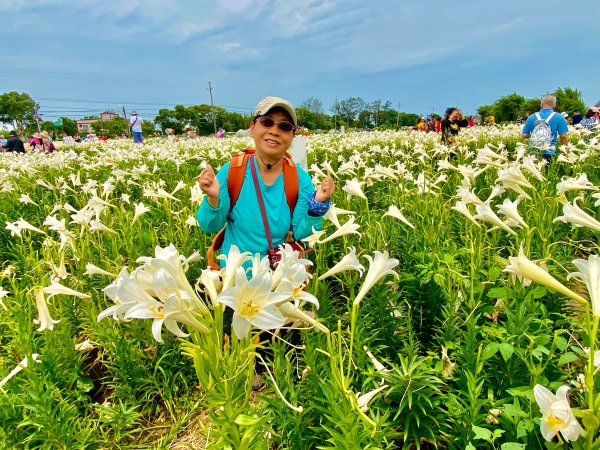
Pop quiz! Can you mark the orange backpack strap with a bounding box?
[227,149,254,212]
[282,152,299,216]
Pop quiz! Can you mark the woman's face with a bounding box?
[250,110,295,161]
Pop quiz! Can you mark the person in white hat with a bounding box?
[129,111,144,144]
[196,96,335,269]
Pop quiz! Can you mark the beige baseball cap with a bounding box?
[255,96,297,126]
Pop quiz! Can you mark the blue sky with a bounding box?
[2,0,599,122]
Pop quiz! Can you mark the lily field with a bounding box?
[2,126,600,449]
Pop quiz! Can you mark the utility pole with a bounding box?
[334,96,338,130]
[208,82,217,136]
[121,105,129,137]
[396,102,401,129]
[33,102,41,133]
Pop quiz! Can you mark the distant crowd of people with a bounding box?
[2,99,599,155]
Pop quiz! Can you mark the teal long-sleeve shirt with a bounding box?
[196,157,323,265]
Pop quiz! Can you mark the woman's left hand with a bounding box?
[315,176,335,202]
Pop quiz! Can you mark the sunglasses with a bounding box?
[255,115,295,133]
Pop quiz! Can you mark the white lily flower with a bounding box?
[0,354,42,388]
[521,156,546,182]
[186,251,203,265]
[249,254,271,278]
[496,197,528,229]
[486,184,506,203]
[43,278,91,300]
[384,205,414,228]
[277,301,329,333]
[451,201,480,227]
[497,165,533,189]
[132,202,150,224]
[185,215,199,227]
[593,193,600,208]
[84,263,114,277]
[324,204,356,228]
[473,203,517,235]
[18,193,39,206]
[356,384,388,412]
[534,384,584,442]
[90,219,118,234]
[199,268,223,307]
[318,247,365,280]
[456,186,484,206]
[171,180,187,195]
[6,218,46,237]
[190,184,203,205]
[0,284,9,310]
[218,269,289,338]
[342,178,367,200]
[98,268,153,321]
[301,227,327,248]
[568,255,600,317]
[217,245,252,290]
[353,251,399,306]
[33,289,61,331]
[125,295,209,343]
[121,193,131,204]
[554,197,600,232]
[363,346,390,373]
[317,216,362,244]
[556,173,597,195]
[309,163,328,178]
[437,159,457,171]
[504,246,586,304]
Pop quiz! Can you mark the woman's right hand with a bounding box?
[197,164,220,207]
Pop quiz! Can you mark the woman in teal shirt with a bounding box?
[196,97,334,266]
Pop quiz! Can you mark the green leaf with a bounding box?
[555,336,568,352]
[487,287,508,298]
[557,352,578,366]
[501,443,526,450]
[466,444,477,450]
[531,285,547,299]
[488,266,502,281]
[472,425,493,442]
[503,403,527,418]
[234,414,262,426]
[498,343,514,362]
[482,343,499,360]
[506,386,534,400]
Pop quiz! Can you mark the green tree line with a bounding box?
[0,87,590,138]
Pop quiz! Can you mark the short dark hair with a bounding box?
[444,107,458,120]
[9,130,17,136]
[585,109,596,119]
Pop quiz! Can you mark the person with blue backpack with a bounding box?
[521,95,569,165]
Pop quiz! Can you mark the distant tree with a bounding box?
[370,99,382,126]
[552,87,586,115]
[493,93,526,122]
[92,117,128,138]
[155,105,187,134]
[301,97,323,113]
[60,117,77,136]
[337,97,366,127]
[522,98,540,117]
[0,91,36,133]
[477,104,496,122]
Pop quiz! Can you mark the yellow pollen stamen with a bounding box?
[149,304,165,318]
[544,414,565,428]
[240,299,260,319]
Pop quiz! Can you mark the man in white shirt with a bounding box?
[130,111,144,144]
